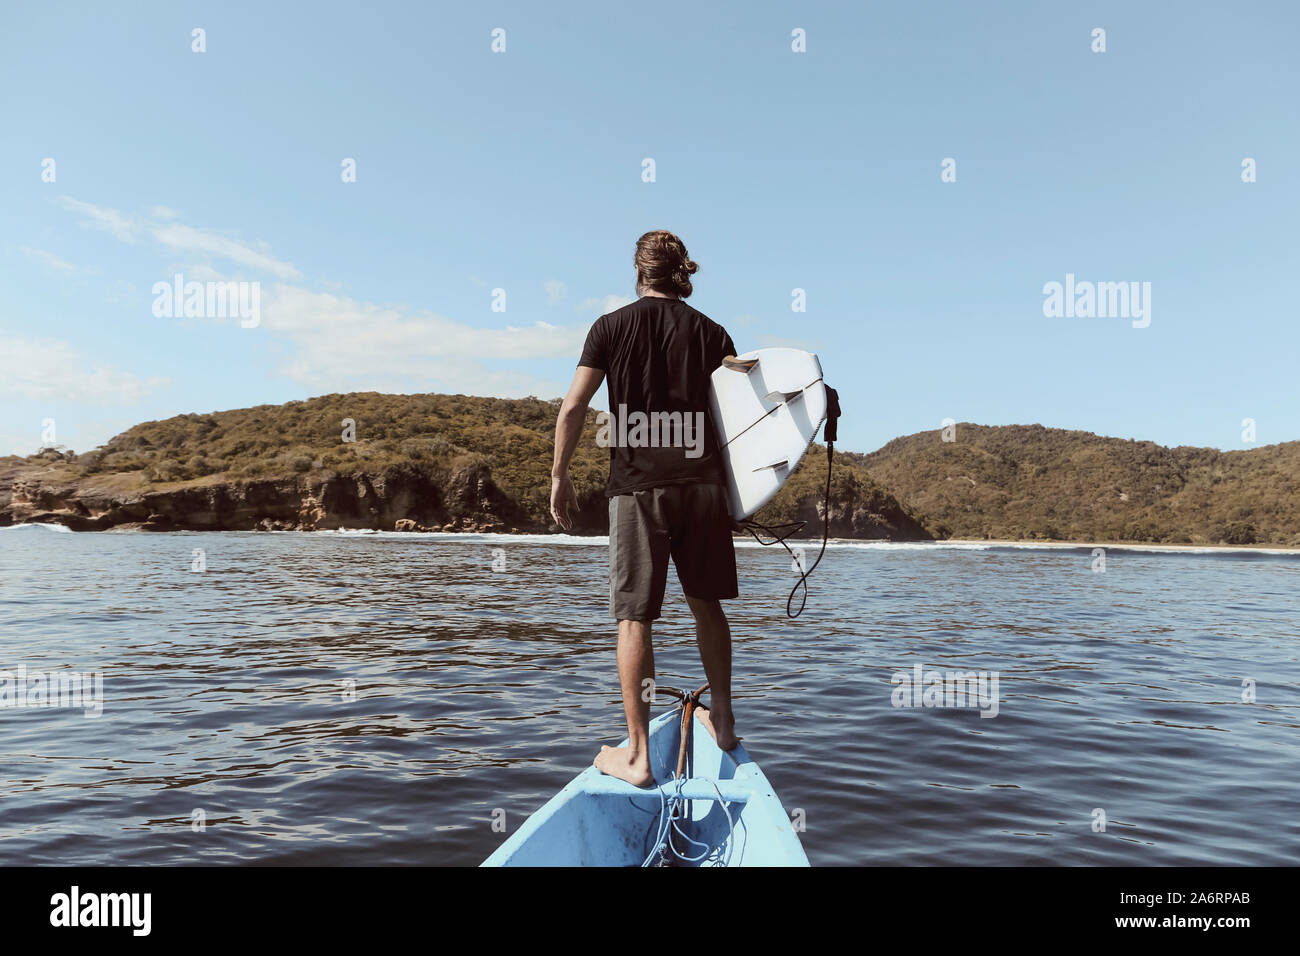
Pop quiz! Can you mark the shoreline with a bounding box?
[5,522,1299,554]
[942,537,1300,555]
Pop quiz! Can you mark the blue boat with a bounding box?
[482,698,810,867]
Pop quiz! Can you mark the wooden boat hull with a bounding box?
[482,708,809,867]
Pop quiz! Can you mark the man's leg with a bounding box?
[598,491,668,784]
[593,618,655,786]
[686,595,739,751]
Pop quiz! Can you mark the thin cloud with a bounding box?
[0,336,170,404]
[55,197,301,279]
[261,285,587,392]
[46,198,585,400]
[150,223,300,279]
[19,246,85,275]
[56,197,137,243]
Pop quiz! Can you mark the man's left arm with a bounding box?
[550,365,604,530]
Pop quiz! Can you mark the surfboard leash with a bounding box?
[739,385,841,618]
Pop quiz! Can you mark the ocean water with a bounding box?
[1,523,1297,866]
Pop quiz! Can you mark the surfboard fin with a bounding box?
[764,389,803,404]
[722,355,760,373]
[752,458,789,472]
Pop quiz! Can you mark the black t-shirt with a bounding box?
[578,296,737,496]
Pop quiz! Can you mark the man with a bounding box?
[550,230,752,786]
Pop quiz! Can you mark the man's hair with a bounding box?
[635,230,698,298]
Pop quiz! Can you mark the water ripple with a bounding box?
[0,526,1296,864]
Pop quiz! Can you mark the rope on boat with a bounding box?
[642,772,735,867]
[640,684,738,867]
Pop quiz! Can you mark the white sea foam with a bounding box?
[809,540,990,552]
[313,528,611,546]
[18,522,1290,555]
[942,539,1300,556]
[353,534,1297,556]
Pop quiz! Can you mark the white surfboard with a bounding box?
[708,348,828,521]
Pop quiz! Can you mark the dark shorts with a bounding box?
[608,482,739,621]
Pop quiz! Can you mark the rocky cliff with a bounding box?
[1,455,545,533]
[0,448,922,538]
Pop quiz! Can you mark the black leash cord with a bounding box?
[739,439,834,618]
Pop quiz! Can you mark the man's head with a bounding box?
[635,230,698,299]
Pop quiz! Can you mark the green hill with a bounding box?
[6,401,1295,545]
[848,423,1300,546]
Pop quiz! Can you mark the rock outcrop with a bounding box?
[0,462,537,534]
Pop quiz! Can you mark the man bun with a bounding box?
[635,230,698,298]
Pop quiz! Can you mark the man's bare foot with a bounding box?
[593,745,654,787]
[696,707,740,751]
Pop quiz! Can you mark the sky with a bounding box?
[2,0,1297,458]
